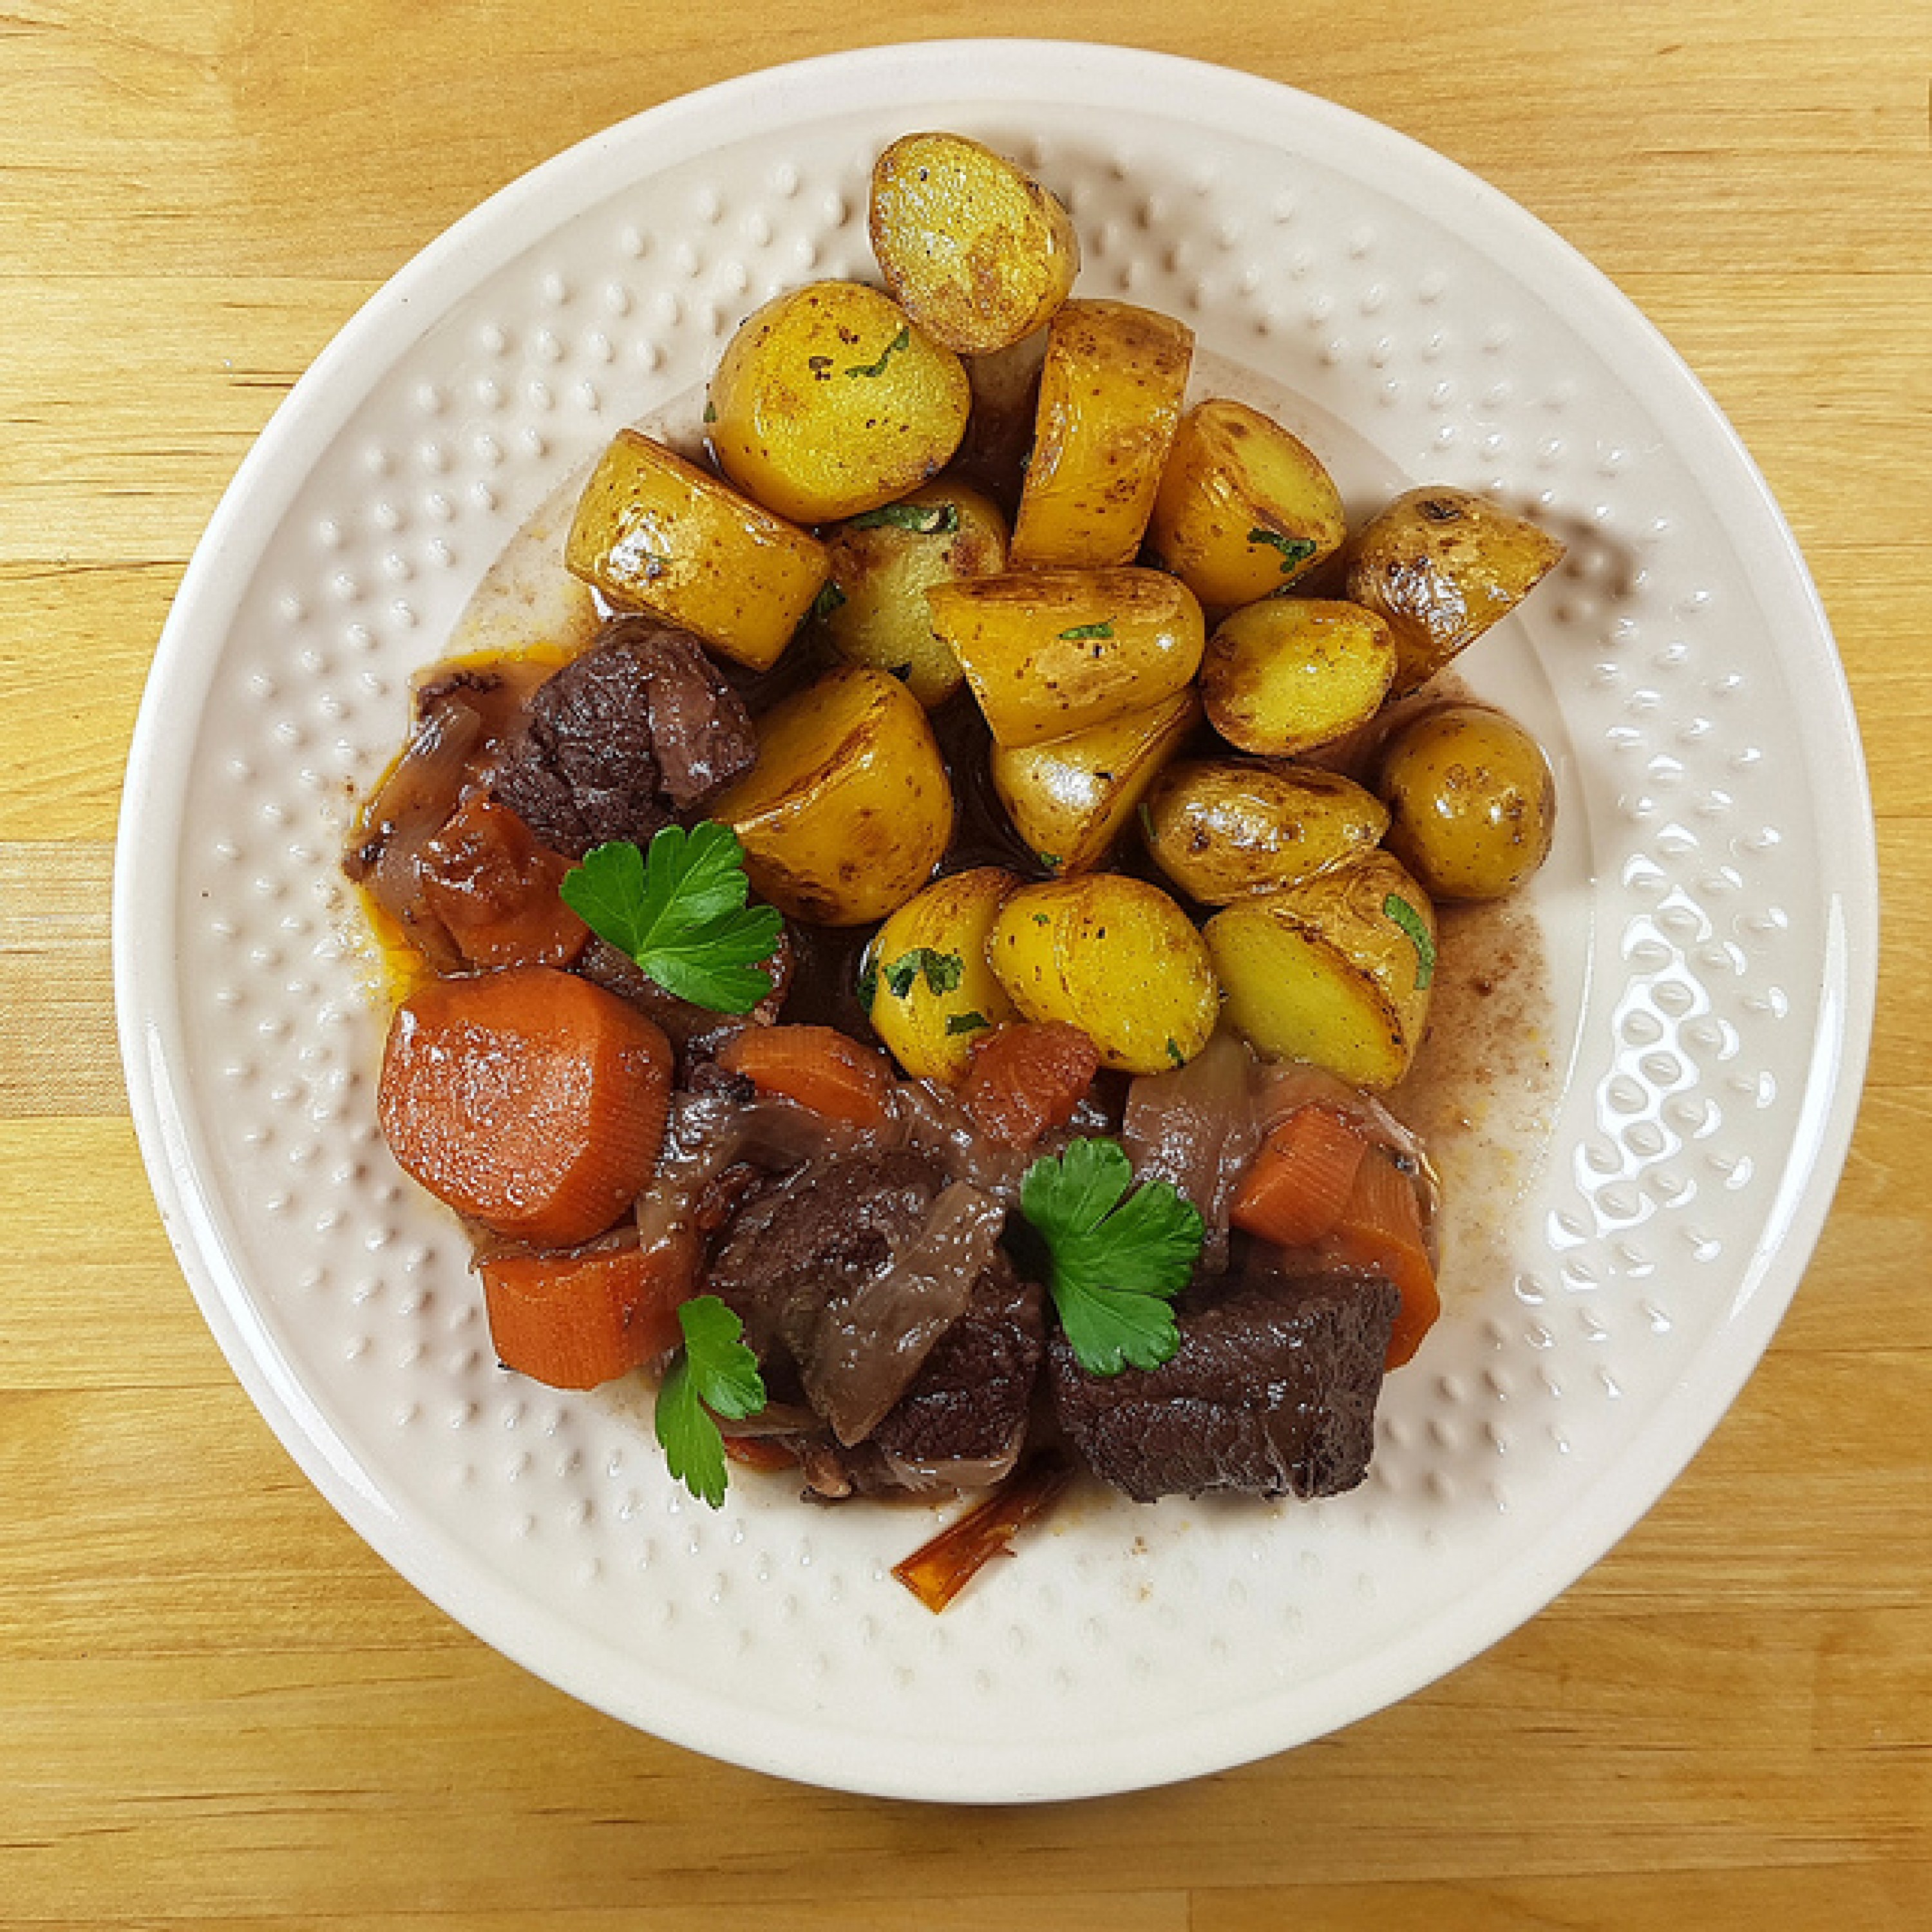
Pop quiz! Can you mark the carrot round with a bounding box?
[715,1023,894,1128]
[378,965,672,1247]
[960,1021,1100,1150]
[1230,1106,1368,1249]
[1318,1148,1439,1369]
[417,795,591,970]
[480,1233,696,1390]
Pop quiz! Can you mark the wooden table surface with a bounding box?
[3,3,1924,1925]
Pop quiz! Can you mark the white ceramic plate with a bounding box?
[115,41,1876,1803]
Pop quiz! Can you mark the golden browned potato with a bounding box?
[989,875,1219,1075]
[991,687,1200,876]
[1142,759,1390,905]
[1204,851,1436,1089]
[1009,300,1194,569]
[862,867,1023,1084]
[1377,703,1557,901]
[564,428,830,672]
[1201,598,1396,756]
[927,565,1204,748]
[817,482,1009,708]
[1346,486,1567,696]
[707,282,971,524]
[1147,399,1347,609]
[712,665,952,925]
[869,132,1080,355]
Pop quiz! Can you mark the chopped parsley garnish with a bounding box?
[1137,801,1159,846]
[1383,892,1436,989]
[1165,1037,1186,1068]
[848,500,959,535]
[1057,621,1114,641]
[808,580,847,623]
[856,956,880,1012]
[879,946,964,1000]
[846,327,910,379]
[654,1295,766,1508]
[559,825,782,1015]
[945,1010,991,1036]
[1019,1139,1204,1376]
[1249,527,1319,576]
[1036,852,1061,871]
[703,398,718,424]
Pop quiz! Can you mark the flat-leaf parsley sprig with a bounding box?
[1019,1138,1204,1376]
[560,822,782,1015]
[654,1294,767,1508]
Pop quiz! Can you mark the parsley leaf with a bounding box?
[1019,1139,1203,1376]
[846,327,910,379]
[808,580,847,623]
[878,946,963,1000]
[847,500,960,535]
[1383,891,1436,989]
[1057,621,1114,641]
[1249,527,1319,576]
[654,1294,766,1508]
[945,1010,990,1036]
[560,825,782,1015]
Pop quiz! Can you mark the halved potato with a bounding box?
[818,482,1009,708]
[1346,486,1567,695]
[869,132,1080,355]
[1201,598,1395,756]
[712,665,952,925]
[1148,399,1347,609]
[708,282,971,524]
[1142,759,1389,905]
[1204,851,1436,1089]
[862,867,1023,1084]
[992,687,1200,876]
[989,874,1218,1075]
[927,565,1204,748]
[1009,300,1194,569]
[564,428,829,672]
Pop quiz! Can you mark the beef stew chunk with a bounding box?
[1048,1271,1399,1502]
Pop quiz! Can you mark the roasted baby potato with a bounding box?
[1204,851,1436,1089]
[1148,400,1347,609]
[1142,759,1390,905]
[927,565,1205,748]
[1377,703,1557,901]
[1009,300,1194,569]
[818,482,1009,708]
[1201,597,1396,757]
[1346,486,1567,695]
[708,282,972,524]
[989,875,1219,1075]
[564,428,830,672]
[869,132,1080,355]
[713,665,952,925]
[862,867,1023,1085]
[992,687,1200,876]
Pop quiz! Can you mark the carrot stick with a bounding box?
[480,1232,696,1390]
[716,1023,894,1128]
[721,1435,802,1473]
[960,1022,1101,1150]
[1318,1148,1440,1370]
[1230,1106,1368,1249]
[417,795,591,970]
[891,1452,1075,1613]
[379,965,672,1247]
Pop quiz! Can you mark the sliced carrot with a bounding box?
[417,795,591,970]
[480,1231,696,1390]
[715,1023,895,1128]
[1317,1148,1440,1370]
[891,1452,1075,1613]
[379,965,672,1247]
[1230,1106,1368,1249]
[960,1021,1101,1150]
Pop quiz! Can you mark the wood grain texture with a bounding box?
[1,0,1925,1925]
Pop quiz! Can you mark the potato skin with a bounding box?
[712,665,952,926]
[1201,598,1396,756]
[564,429,829,672]
[708,282,972,524]
[1204,851,1436,1089]
[862,867,1023,1085]
[927,565,1205,748]
[818,482,1009,708]
[1346,486,1566,696]
[1009,300,1195,569]
[988,875,1218,1075]
[1377,703,1557,901]
[992,687,1200,876]
[870,132,1080,355]
[1148,400,1347,610]
[1143,759,1390,905]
